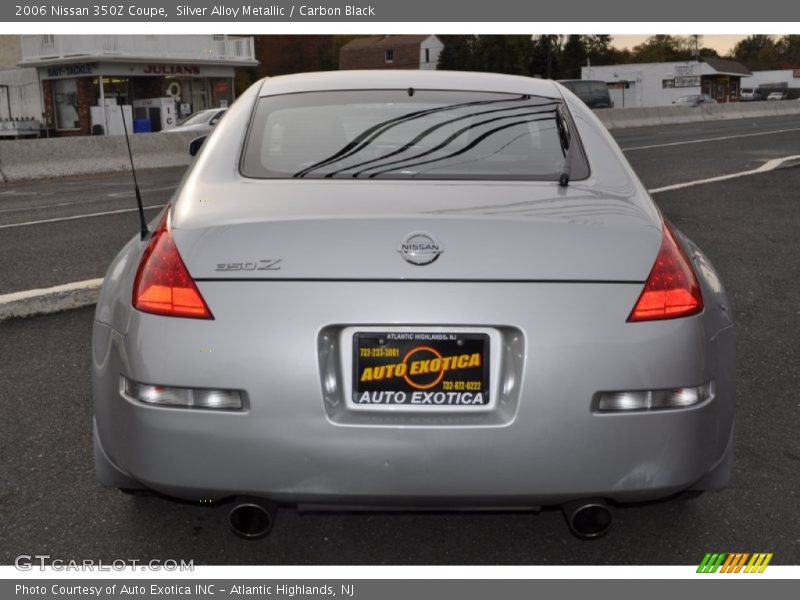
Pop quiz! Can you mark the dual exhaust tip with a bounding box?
[228,497,277,540]
[562,498,613,539]
[227,496,612,540]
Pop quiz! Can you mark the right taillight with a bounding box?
[627,222,703,322]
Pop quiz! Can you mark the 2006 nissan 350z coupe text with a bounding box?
[92,70,735,540]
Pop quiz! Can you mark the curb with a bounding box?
[0,278,103,322]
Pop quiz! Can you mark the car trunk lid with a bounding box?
[172,180,661,282]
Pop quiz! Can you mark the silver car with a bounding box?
[166,107,228,134]
[673,94,717,107]
[93,70,735,540]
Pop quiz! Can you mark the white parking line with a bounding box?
[0,187,175,214]
[0,190,42,197]
[621,127,800,152]
[0,278,103,321]
[107,185,176,198]
[648,155,800,194]
[0,205,164,230]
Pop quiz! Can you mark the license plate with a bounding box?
[353,331,490,408]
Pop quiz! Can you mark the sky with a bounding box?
[611,35,750,55]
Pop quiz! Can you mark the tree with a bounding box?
[437,35,481,71]
[776,35,800,67]
[630,35,697,63]
[529,35,563,78]
[560,35,588,79]
[438,35,535,76]
[473,35,535,75]
[732,35,779,70]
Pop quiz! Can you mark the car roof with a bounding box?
[256,70,563,99]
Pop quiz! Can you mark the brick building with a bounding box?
[339,36,443,71]
[18,35,257,136]
[253,35,338,77]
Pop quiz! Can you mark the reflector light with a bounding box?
[595,382,714,412]
[122,377,243,410]
[628,222,703,322]
[132,208,213,319]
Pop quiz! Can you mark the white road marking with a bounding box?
[0,197,118,214]
[0,204,164,230]
[648,155,800,194]
[0,190,41,197]
[107,185,176,198]
[621,126,800,152]
[0,278,103,321]
[0,186,175,214]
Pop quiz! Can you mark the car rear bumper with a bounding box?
[93,281,735,504]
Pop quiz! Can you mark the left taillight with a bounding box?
[132,208,213,319]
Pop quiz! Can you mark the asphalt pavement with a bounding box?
[0,168,181,294]
[1,114,799,564]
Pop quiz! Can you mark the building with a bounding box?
[740,68,800,99]
[253,35,338,77]
[0,36,42,134]
[15,35,257,136]
[582,57,751,108]
[339,35,442,70]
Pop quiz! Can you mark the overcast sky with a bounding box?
[611,35,751,55]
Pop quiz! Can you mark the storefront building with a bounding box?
[582,57,751,108]
[19,35,257,136]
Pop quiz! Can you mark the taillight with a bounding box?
[627,222,703,322]
[132,208,213,319]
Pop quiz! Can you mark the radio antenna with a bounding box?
[120,107,149,240]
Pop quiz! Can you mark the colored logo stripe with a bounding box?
[745,553,773,573]
[697,553,726,573]
[697,552,773,573]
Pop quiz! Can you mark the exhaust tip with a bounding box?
[563,499,612,540]
[229,499,276,540]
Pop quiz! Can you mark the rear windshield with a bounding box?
[240,89,589,181]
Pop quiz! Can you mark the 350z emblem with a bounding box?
[215,259,282,272]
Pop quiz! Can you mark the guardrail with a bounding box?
[0,131,198,183]
[595,100,800,130]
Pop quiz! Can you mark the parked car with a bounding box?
[557,79,613,109]
[167,107,227,133]
[93,70,735,541]
[766,91,787,101]
[673,94,717,107]
[739,87,758,101]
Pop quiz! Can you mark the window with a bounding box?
[425,48,430,63]
[384,49,394,64]
[52,78,80,130]
[241,89,589,182]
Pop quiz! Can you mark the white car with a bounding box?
[766,92,787,101]
[739,88,758,101]
[167,108,228,133]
